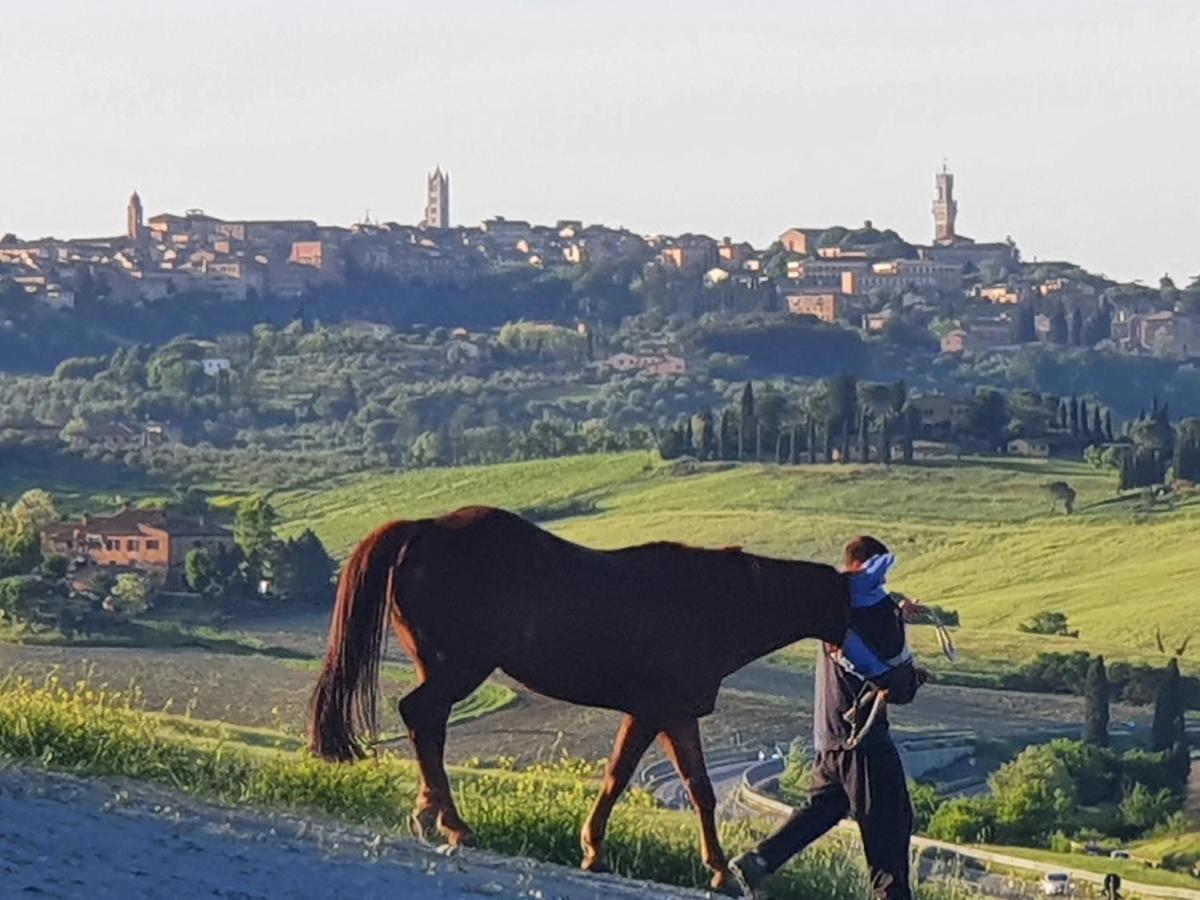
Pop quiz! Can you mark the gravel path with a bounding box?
[0,767,711,900]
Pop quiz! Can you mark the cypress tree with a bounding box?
[1060,402,1069,431]
[858,411,870,463]
[1050,303,1069,344]
[1117,448,1133,491]
[1104,410,1114,442]
[1151,657,1186,752]
[878,416,892,466]
[902,411,916,463]
[789,424,799,465]
[808,418,818,465]
[1083,655,1110,747]
[739,382,755,461]
[1069,395,1080,435]
[775,427,785,465]
[756,420,763,462]
[1080,399,1090,438]
[824,418,835,462]
[1069,306,1084,345]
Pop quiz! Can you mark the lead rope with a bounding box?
[842,605,958,749]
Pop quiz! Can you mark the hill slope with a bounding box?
[274,453,1199,670]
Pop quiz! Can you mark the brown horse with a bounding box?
[309,506,848,892]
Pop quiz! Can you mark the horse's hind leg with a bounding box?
[659,717,735,895]
[580,714,657,872]
[398,665,488,847]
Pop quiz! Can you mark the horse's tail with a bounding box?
[308,519,416,761]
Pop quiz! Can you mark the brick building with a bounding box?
[41,509,234,586]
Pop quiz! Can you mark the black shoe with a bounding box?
[729,850,771,898]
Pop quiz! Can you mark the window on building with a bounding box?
[145,540,160,551]
[126,540,140,551]
[104,538,118,550]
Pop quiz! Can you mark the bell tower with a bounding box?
[126,190,144,241]
[932,164,957,244]
[422,166,450,229]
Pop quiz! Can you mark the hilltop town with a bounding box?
[2,165,1195,363]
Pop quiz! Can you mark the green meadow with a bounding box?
[273,452,1200,672]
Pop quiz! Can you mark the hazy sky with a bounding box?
[3,1,1197,283]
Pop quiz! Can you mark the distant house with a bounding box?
[201,358,231,377]
[1007,435,1081,459]
[68,422,169,451]
[785,291,842,323]
[862,309,895,333]
[910,395,973,439]
[975,284,1021,305]
[1007,437,1051,458]
[777,227,826,256]
[344,320,392,339]
[600,352,686,377]
[940,319,1012,354]
[41,508,234,587]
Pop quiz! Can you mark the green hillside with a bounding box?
[273,452,1200,670]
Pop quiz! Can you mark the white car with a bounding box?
[1109,849,1130,860]
[1041,872,1072,896]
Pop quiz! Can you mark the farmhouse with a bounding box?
[41,509,234,587]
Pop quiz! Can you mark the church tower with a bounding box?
[422,167,450,229]
[126,190,144,241]
[932,164,957,244]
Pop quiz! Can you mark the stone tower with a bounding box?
[422,166,449,229]
[932,164,957,244]
[126,190,144,241]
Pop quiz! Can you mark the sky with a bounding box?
[2,1,1197,284]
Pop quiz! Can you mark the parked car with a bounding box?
[1041,872,1072,896]
[1109,849,1131,860]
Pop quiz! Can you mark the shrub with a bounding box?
[909,779,943,832]
[988,745,1077,845]
[1017,610,1078,638]
[777,737,811,806]
[41,554,69,580]
[1042,739,1120,805]
[1119,783,1179,833]
[927,797,996,844]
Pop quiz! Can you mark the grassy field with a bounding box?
[0,675,915,899]
[272,452,1200,670]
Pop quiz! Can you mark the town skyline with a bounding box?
[3,2,1198,284]
[0,161,1181,286]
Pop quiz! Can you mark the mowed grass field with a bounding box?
[273,452,1200,672]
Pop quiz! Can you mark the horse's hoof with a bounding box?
[409,809,439,843]
[580,855,609,874]
[711,869,744,897]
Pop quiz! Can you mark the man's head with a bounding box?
[842,535,890,572]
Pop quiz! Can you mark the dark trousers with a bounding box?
[756,740,913,900]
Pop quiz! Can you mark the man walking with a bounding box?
[730,536,928,899]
